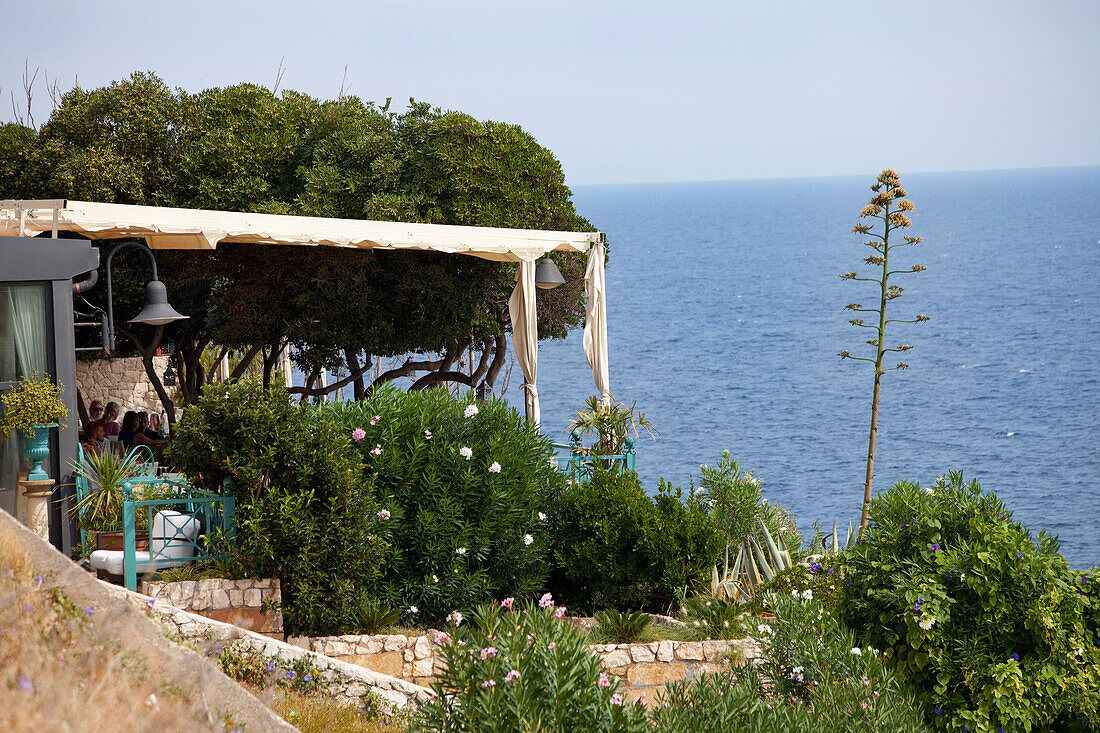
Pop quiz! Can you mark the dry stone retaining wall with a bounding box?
[294,633,763,704]
[108,583,435,710]
[77,355,176,415]
[141,578,283,637]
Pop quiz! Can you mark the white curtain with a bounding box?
[507,260,540,425]
[7,287,47,377]
[583,243,611,405]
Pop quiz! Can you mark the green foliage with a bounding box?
[353,600,403,636]
[652,592,923,732]
[170,382,390,635]
[324,386,563,622]
[215,642,327,696]
[836,473,1100,731]
[68,448,144,530]
[415,598,650,732]
[0,371,67,439]
[838,169,929,528]
[593,609,652,644]
[694,452,804,603]
[549,469,723,613]
[680,596,746,640]
[568,394,658,461]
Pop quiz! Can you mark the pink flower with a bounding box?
[501,597,514,609]
[351,428,366,441]
[480,646,498,660]
[369,415,380,425]
[376,509,391,520]
[434,633,451,645]
[424,430,432,439]
[370,444,383,456]
[539,593,554,609]
[553,606,566,619]
[447,611,464,626]
[548,642,556,650]
[610,693,623,706]
[598,672,610,688]
[861,702,868,709]
[481,679,495,688]
[633,695,646,705]
[504,669,520,683]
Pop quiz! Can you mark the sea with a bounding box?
[507,166,1100,569]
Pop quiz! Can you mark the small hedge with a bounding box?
[837,473,1100,732]
[171,382,389,635]
[548,469,723,613]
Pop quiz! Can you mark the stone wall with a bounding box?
[109,583,435,710]
[76,355,175,415]
[292,632,762,704]
[141,577,283,638]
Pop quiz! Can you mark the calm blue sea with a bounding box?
[511,167,1100,569]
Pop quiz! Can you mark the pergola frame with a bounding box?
[1,199,611,423]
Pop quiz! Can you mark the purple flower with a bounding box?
[934,706,943,715]
[1017,552,1024,559]
[84,606,94,615]
[286,670,295,680]
[34,575,42,587]
[930,543,940,552]
[304,674,312,682]
[1008,653,1019,662]
[17,676,32,693]
[267,663,275,671]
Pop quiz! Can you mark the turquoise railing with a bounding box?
[552,429,636,484]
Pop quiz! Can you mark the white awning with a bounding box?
[0,198,611,420]
[0,199,602,262]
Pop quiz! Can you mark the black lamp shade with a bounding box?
[534,257,565,290]
[130,280,189,326]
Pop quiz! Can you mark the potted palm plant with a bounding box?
[70,448,149,552]
[0,371,68,481]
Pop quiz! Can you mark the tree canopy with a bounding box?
[1,72,599,414]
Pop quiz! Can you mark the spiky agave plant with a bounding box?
[839,169,929,532]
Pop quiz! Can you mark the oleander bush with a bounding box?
[171,382,391,635]
[836,473,1100,732]
[416,596,650,733]
[548,469,723,613]
[325,386,566,621]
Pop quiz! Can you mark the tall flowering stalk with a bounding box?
[839,169,928,531]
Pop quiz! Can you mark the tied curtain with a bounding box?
[508,245,610,426]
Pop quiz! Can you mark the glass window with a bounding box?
[0,284,49,516]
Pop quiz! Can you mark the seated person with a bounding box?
[139,412,164,441]
[98,401,122,438]
[118,411,168,449]
[81,423,108,456]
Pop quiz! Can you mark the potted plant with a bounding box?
[70,448,149,552]
[0,371,68,481]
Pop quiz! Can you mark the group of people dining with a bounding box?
[81,399,170,457]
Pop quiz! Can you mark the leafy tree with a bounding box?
[3,72,599,415]
[838,169,929,530]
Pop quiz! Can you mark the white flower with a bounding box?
[409,606,419,614]
[1074,647,1084,657]
[850,647,862,656]
[801,589,813,601]
[464,404,479,418]
[538,512,547,522]
[523,534,534,546]
[790,665,803,681]
[456,547,467,555]
[755,623,773,637]
[459,446,473,460]
[489,461,501,473]
[431,574,439,583]
[923,487,935,495]
[791,590,800,599]
[919,617,936,630]
[549,457,559,469]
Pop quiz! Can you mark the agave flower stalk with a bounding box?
[839,169,929,533]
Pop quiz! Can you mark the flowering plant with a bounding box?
[415,597,648,732]
[0,372,67,440]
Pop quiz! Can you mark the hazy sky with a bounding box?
[4,1,1097,185]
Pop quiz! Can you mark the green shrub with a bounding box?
[594,609,652,643]
[415,595,650,732]
[549,469,722,613]
[171,382,390,635]
[836,473,1100,731]
[680,596,746,640]
[324,386,565,621]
